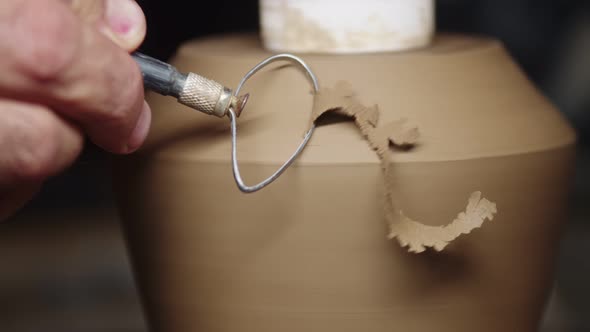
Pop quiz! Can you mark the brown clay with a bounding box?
[115,34,576,331]
[308,80,497,252]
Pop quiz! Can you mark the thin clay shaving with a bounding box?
[309,81,497,253]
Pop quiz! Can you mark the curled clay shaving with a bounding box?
[309,81,497,253]
[386,192,497,253]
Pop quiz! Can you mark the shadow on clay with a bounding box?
[391,236,472,297]
[140,113,275,156]
[314,111,355,127]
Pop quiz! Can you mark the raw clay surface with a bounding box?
[115,34,576,332]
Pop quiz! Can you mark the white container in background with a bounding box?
[260,0,435,54]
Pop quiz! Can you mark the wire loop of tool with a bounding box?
[228,54,319,193]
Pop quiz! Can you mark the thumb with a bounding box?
[70,0,146,52]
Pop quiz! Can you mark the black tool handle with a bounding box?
[132,52,187,98]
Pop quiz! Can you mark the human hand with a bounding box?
[0,0,150,219]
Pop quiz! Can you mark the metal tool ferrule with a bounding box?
[178,73,231,118]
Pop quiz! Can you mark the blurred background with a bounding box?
[1,0,589,331]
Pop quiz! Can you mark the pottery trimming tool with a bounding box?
[132,52,319,193]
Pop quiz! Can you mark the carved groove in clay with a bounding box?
[309,81,498,253]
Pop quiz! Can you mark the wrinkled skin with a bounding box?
[0,0,150,220]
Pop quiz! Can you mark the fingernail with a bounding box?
[105,0,145,40]
[125,101,151,153]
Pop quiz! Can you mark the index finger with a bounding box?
[68,0,147,52]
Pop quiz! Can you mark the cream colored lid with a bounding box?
[142,34,575,165]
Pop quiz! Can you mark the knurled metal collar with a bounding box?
[178,73,228,117]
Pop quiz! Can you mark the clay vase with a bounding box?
[114,34,575,331]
